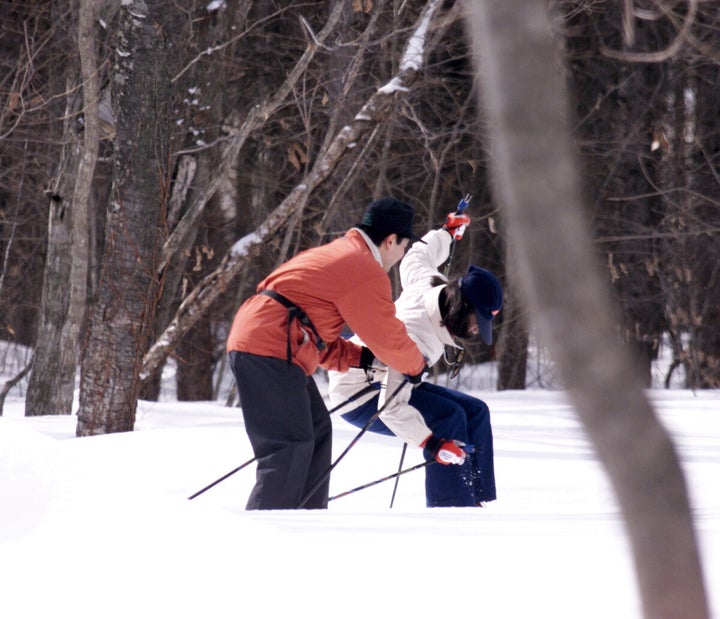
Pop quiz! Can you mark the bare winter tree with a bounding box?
[495,245,529,390]
[466,1,709,618]
[0,3,70,352]
[76,0,179,435]
[561,1,720,389]
[562,2,667,387]
[653,3,720,388]
[26,0,101,416]
[140,1,253,402]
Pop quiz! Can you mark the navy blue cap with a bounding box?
[459,266,503,345]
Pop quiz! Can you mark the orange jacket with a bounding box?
[227,228,426,377]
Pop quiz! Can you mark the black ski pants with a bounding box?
[228,351,332,510]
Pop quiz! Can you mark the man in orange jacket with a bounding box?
[227,197,427,509]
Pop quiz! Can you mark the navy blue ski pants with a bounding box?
[229,351,331,510]
[341,381,495,507]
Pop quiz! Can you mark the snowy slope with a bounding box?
[1,386,718,619]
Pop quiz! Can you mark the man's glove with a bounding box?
[443,212,471,240]
[405,364,428,385]
[358,346,375,371]
[421,435,467,465]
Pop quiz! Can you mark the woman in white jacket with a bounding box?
[327,220,503,507]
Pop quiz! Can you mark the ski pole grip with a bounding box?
[456,193,472,214]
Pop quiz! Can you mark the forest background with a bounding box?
[1,2,718,616]
[2,0,719,426]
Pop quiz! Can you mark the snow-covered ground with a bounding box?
[1,350,718,618]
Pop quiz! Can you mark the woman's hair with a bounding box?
[433,275,474,340]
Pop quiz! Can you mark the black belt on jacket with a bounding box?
[259,289,326,364]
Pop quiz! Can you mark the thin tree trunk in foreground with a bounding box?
[466,2,709,618]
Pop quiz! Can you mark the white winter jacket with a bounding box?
[327,228,462,447]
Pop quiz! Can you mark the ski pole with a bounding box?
[187,382,380,500]
[296,376,410,508]
[187,456,256,500]
[444,193,471,387]
[327,381,380,413]
[443,193,471,278]
[389,442,407,508]
[389,442,477,505]
[329,460,434,502]
[330,443,478,502]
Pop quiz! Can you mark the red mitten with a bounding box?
[443,212,471,240]
[421,435,467,465]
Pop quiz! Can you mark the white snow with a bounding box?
[229,231,261,257]
[400,0,442,72]
[1,355,718,619]
[377,77,410,96]
[206,0,226,12]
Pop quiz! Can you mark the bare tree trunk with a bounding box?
[496,248,528,390]
[684,45,720,388]
[76,0,173,435]
[25,0,100,416]
[176,315,213,401]
[0,357,33,416]
[69,0,99,356]
[24,84,78,415]
[466,2,709,618]
[142,3,247,402]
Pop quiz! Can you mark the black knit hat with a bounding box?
[360,197,425,243]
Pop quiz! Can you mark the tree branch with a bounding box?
[601,0,697,63]
[0,356,33,416]
[157,2,346,274]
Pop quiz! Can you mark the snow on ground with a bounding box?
[1,379,719,618]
